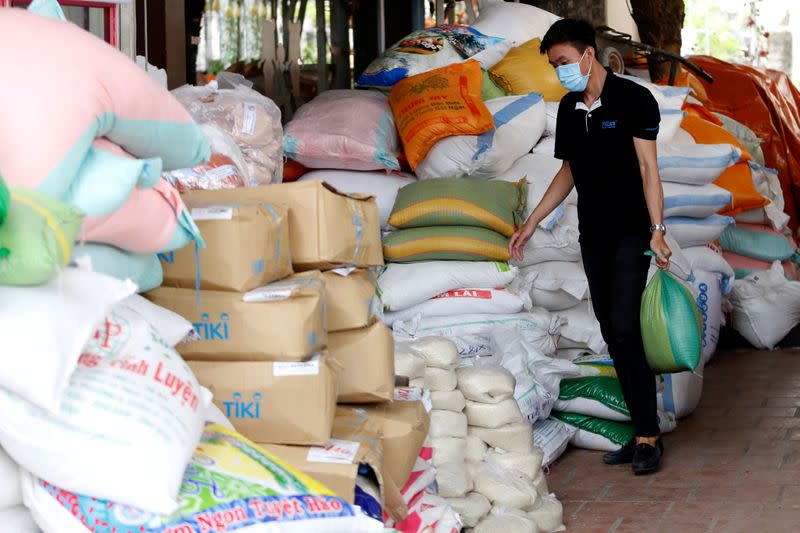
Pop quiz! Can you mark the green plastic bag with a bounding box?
[0,188,83,286]
[640,266,703,374]
[558,376,630,418]
[552,411,635,447]
[0,176,8,226]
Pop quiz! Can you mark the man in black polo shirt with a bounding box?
[509,18,672,475]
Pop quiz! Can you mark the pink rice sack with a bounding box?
[284,90,401,171]
[0,9,209,217]
[79,141,202,253]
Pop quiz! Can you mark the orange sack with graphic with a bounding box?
[389,59,494,170]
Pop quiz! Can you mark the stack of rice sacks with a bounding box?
[0,7,210,291]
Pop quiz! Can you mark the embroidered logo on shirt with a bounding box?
[601,120,617,129]
[645,126,659,131]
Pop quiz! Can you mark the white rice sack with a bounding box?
[0,302,210,514]
[430,410,468,439]
[728,262,800,350]
[486,448,544,481]
[436,462,473,498]
[416,94,546,181]
[492,152,577,231]
[446,492,491,528]
[533,418,576,467]
[518,261,588,311]
[379,260,518,312]
[425,366,458,392]
[457,366,516,404]
[470,422,534,454]
[395,346,426,379]
[656,142,741,185]
[533,468,550,497]
[475,508,539,533]
[465,399,524,428]
[663,181,732,218]
[395,308,560,358]
[0,268,136,413]
[684,246,735,295]
[559,300,608,354]
[472,463,540,510]
[382,286,530,326]
[431,437,467,467]
[528,494,566,533]
[472,1,559,45]
[408,336,460,369]
[0,506,38,533]
[0,446,21,508]
[465,433,489,463]
[431,389,467,412]
[409,377,425,389]
[666,215,734,248]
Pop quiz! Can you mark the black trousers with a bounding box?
[581,234,660,437]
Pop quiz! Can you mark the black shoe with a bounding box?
[603,438,636,465]
[632,439,664,475]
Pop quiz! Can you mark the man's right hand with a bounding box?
[508,221,536,262]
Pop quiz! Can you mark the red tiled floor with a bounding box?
[546,349,800,533]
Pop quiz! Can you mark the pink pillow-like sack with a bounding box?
[79,141,202,254]
[0,9,209,216]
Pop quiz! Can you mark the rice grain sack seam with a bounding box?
[389,177,527,237]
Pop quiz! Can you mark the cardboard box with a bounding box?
[329,321,394,403]
[359,399,430,490]
[184,181,383,270]
[161,190,292,292]
[322,268,380,332]
[147,272,326,361]
[261,407,407,520]
[188,353,339,445]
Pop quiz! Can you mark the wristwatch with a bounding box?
[650,223,667,234]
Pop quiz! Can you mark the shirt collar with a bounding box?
[574,68,617,112]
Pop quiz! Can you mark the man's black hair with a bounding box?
[539,18,597,55]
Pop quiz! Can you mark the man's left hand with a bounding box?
[650,232,671,270]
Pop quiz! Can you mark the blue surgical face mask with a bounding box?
[556,50,592,92]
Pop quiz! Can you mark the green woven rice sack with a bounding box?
[557,376,630,419]
[640,267,703,374]
[552,411,635,448]
[388,177,527,237]
[719,225,797,262]
[0,188,83,286]
[0,176,8,225]
[383,225,510,262]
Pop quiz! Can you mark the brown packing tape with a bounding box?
[356,400,430,491]
[160,200,292,292]
[184,182,383,270]
[329,321,394,403]
[322,269,379,332]
[146,271,326,361]
[188,353,340,446]
[262,407,408,522]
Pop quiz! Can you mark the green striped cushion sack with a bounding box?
[388,177,526,237]
[383,226,510,262]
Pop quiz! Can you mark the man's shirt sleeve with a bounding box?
[554,97,572,160]
[630,85,660,141]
